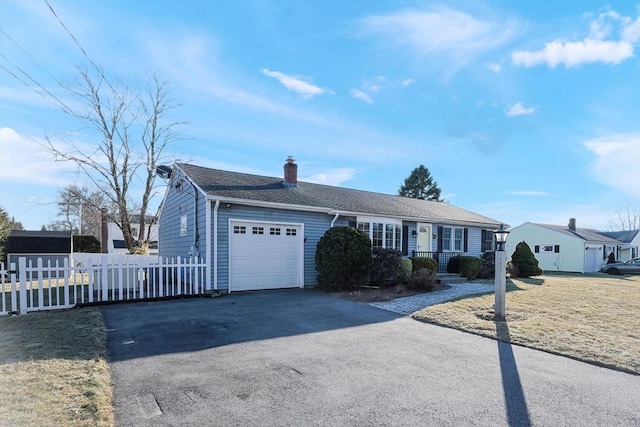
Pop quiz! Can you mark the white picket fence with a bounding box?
[0,255,208,315]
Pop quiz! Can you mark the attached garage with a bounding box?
[229,220,304,292]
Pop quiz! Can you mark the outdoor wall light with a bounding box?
[412,230,417,236]
[225,203,231,210]
[493,223,510,252]
[432,232,437,239]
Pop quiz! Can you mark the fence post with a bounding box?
[10,262,17,313]
[101,254,109,301]
[19,257,27,315]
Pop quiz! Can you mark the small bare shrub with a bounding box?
[407,268,437,291]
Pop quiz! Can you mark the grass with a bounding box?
[0,308,113,426]
[413,273,640,374]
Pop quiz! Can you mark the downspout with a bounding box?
[212,200,219,291]
[330,212,340,228]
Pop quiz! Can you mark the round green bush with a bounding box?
[510,241,542,277]
[459,256,483,280]
[447,255,460,273]
[397,258,413,284]
[315,227,373,291]
[410,257,438,274]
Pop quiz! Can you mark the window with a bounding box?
[481,230,493,252]
[233,225,246,234]
[357,217,402,250]
[180,215,188,236]
[286,228,297,236]
[442,227,452,251]
[372,223,383,248]
[542,245,553,252]
[252,227,264,235]
[270,227,281,235]
[385,224,394,248]
[131,227,138,237]
[454,228,463,251]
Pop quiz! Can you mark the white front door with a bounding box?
[416,223,432,253]
[229,220,303,292]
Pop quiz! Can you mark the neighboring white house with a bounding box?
[505,219,621,273]
[106,215,159,255]
[595,229,640,262]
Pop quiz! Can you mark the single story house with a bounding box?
[157,158,503,292]
[594,229,639,262]
[106,215,159,255]
[505,219,622,273]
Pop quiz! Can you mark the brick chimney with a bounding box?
[568,218,576,232]
[283,156,297,187]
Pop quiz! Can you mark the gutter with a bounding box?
[212,200,219,291]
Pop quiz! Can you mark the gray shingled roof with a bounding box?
[177,163,502,227]
[597,229,639,243]
[533,223,620,243]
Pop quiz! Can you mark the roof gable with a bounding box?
[175,163,501,227]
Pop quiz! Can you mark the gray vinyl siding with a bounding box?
[212,204,335,291]
[158,182,207,261]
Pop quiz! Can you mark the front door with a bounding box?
[416,223,432,253]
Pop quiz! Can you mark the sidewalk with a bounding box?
[369,282,494,315]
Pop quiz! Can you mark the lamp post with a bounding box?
[494,223,510,320]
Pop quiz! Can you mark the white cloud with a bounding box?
[361,6,519,75]
[512,9,639,68]
[485,61,501,72]
[584,132,640,197]
[350,89,373,104]
[261,69,329,99]
[506,102,536,117]
[303,168,356,186]
[0,127,75,186]
[506,190,550,196]
[400,78,415,87]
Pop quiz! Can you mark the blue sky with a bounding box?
[1,0,639,232]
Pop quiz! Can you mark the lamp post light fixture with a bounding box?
[493,223,510,320]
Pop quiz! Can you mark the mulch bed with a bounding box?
[330,283,450,303]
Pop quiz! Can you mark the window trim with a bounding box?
[356,216,402,250]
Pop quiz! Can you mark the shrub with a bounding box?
[478,251,495,279]
[510,241,542,277]
[507,261,519,278]
[459,256,483,280]
[607,252,616,264]
[447,255,460,273]
[73,235,101,253]
[410,257,438,274]
[397,258,413,285]
[370,248,403,286]
[406,268,437,291]
[315,227,373,291]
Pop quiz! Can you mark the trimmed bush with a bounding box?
[607,252,616,264]
[407,268,437,291]
[510,241,542,277]
[315,227,373,291]
[410,257,438,274]
[397,258,413,285]
[478,251,495,279]
[73,235,101,253]
[447,255,460,273]
[370,248,403,286]
[459,256,483,280]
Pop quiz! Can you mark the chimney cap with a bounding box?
[286,156,295,163]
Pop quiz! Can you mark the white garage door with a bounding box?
[229,221,303,292]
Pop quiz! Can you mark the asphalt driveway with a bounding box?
[102,289,640,426]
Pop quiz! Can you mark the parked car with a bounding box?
[600,258,640,275]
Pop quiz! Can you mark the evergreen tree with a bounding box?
[510,241,542,277]
[398,165,442,201]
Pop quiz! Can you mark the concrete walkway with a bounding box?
[369,282,494,315]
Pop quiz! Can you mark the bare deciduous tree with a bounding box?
[608,201,640,231]
[44,68,181,251]
[46,184,110,238]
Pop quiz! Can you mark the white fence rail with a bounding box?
[1,256,207,316]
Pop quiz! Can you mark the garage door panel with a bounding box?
[230,221,301,291]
